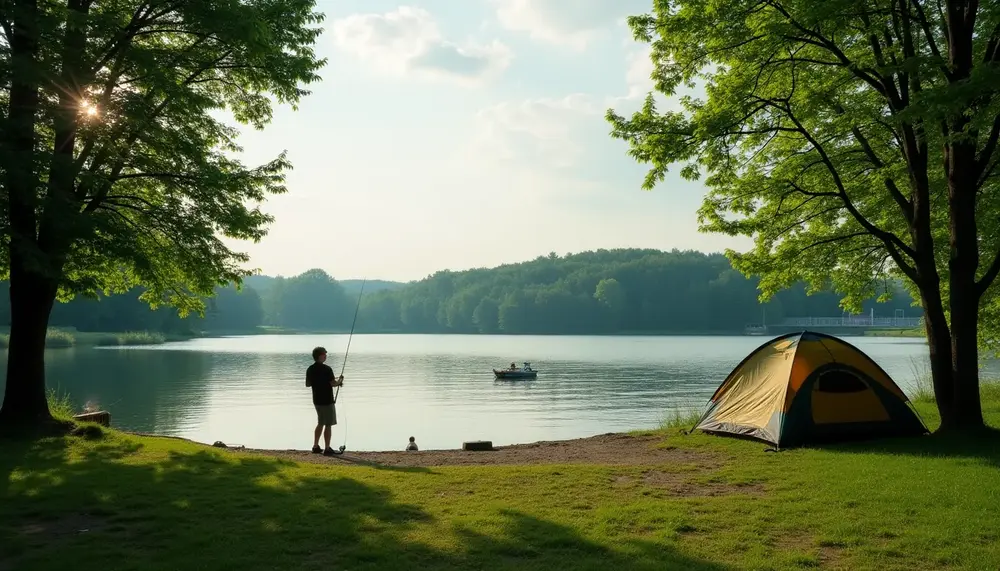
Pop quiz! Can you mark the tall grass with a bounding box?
[908,357,935,403]
[659,404,704,430]
[0,329,76,349]
[45,328,75,348]
[93,331,166,346]
[46,387,76,421]
[907,356,1000,404]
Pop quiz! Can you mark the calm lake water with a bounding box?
[0,334,949,451]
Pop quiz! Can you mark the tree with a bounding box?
[594,277,626,330]
[201,285,264,331]
[0,0,324,429]
[607,0,1000,432]
[270,269,350,330]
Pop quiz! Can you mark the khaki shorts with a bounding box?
[315,404,337,426]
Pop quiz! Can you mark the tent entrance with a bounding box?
[809,367,891,425]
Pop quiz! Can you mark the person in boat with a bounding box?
[406,436,418,451]
[510,362,517,370]
[306,346,344,456]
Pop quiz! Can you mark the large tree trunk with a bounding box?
[945,292,984,431]
[920,290,954,406]
[0,0,52,432]
[933,0,986,432]
[941,142,985,431]
[0,268,59,429]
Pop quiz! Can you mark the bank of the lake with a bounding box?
[3,385,998,571]
[1,334,945,452]
[0,324,928,352]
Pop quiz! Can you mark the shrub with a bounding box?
[45,328,76,348]
[93,331,166,346]
[118,331,167,345]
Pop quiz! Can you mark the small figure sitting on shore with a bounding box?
[406,436,418,451]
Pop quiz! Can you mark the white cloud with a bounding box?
[474,94,602,169]
[493,0,649,49]
[624,44,655,100]
[330,6,511,83]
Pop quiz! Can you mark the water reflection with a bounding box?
[0,334,946,451]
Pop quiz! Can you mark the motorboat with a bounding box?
[493,362,538,379]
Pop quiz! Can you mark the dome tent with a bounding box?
[694,331,928,448]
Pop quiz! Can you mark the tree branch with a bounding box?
[778,102,918,279]
[797,232,869,255]
[977,247,1000,296]
[977,114,1000,181]
[82,49,235,211]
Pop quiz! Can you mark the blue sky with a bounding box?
[227,0,748,281]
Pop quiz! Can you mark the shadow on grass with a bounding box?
[810,428,1000,467]
[1,434,729,571]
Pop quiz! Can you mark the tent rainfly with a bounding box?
[693,331,928,448]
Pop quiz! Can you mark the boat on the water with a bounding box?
[493,362,538,379]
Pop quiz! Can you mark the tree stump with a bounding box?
[73,411,111,427]
[462,440,494,451]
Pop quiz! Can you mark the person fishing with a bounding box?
[306,346,344,456]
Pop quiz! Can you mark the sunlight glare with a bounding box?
[81,101,99,117]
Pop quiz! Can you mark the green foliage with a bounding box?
[94,331,166,347]
[0,251,924,337]
[607,1,1000,348]
[46,388,76,421]
[0,280,265,335]
[44,329,76,349]
[0,0,325,314]
[355,249,919,334]
[261,269,354,330]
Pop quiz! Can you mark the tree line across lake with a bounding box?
[0,249,921,336]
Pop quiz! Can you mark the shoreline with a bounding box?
[132,431,713,468]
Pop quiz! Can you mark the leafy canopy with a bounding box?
[607,0,1000,338]
[0,0,325,315]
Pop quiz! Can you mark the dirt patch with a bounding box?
[235,433,721,468]
[773,534,845,569]
[637,470,765,497]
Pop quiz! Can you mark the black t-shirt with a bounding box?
[306,362,335,405]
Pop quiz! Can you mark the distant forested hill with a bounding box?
[0,248,920,335]
[353,248,920,334]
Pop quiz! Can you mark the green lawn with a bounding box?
[3,389,1000,571]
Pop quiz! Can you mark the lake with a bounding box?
[0,334,948,452]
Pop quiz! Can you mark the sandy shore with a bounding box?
[228,432,721,468]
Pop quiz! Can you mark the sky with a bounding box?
[225,0,750,282]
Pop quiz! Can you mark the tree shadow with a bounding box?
[1,434,730,571]
[806,428,1000,468]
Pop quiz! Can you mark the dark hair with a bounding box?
[312,346,327,360]
[409,436,415,442]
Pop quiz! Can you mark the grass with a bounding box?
[0,328,171,349]
[0,328,76,350]
[89,331,168,347]
[864,328,926,338]
[2,391,1000,570]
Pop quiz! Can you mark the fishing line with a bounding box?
[330,278,365,455]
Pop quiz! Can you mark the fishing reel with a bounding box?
[329,445,346,455]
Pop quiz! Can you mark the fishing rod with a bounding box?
[329,278,365,455]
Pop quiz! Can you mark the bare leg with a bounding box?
[323,425,332,449]
[314,424,322,447]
